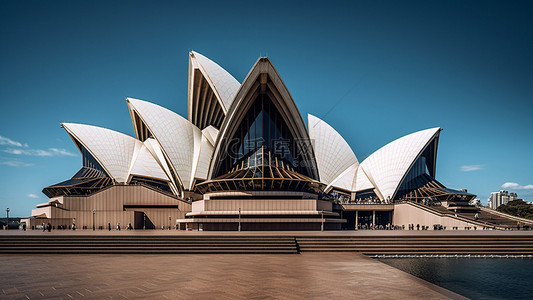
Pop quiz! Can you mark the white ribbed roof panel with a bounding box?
[360,127,441,200]
[143,138,174,181]
[354,167,374,192]
[202,125,219,146]
[308,114,358,185]
[62,123,137,183]
[127,98,202,190]
[191,51,240,111]
[193,135,215,181]
[129,142,169,182]
[327,162,357,192]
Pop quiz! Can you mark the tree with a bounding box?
[497,199,533,220]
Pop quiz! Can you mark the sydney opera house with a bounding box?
[24,52,479,231]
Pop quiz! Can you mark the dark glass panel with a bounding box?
[216,94,310,177]
[396,145,437,199]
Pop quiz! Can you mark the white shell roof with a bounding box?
[127,98,202,190]
[191,51,240,112]
[354,167,374,191]
[129,142,169,182]
[63,123,137,183]
[327,162,357,192]
[62,123,168,184]
[192,135,215,181]
[360,127,441,200]
[326,163,375,193]
[143,137,173,180]
[308,114,358,185]
[202,125,219,146]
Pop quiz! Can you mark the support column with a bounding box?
[355,211,358,230]
[372,210,376,229]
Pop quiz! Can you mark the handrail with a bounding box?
[403,201,503,230]
[480,207,533,225]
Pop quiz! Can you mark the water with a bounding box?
[378,257,533,300]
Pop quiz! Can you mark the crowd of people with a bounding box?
[420,198,440,206]
[35,222,135,231]
[338,196,393,205]
[357,223,404,230]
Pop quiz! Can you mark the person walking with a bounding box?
[116,223,121,231]
[108,223,111,231]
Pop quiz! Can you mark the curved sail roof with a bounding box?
[326,162,357,192]
[326,163,376,193]
[188,52,240,129]
[202,125,219,146]
[143,137,173,180]
[354,167,374,191]
[129,142,170,182]
[127,98,202,191]
[62,123,137,183]
[209,57,319,180]
[360,127,442,200]
[308,114,358,185]
[62,123,168,184]
[190,51,240,111]
[191,134,215,182]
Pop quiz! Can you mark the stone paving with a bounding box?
[0,253,465,299]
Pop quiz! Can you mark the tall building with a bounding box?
[23,52,476,230]
[488,190,517,209]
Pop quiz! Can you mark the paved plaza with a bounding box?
[0,252,465,299]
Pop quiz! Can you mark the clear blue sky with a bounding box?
[1,0,532,216]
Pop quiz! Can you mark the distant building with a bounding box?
[488,190,517,209]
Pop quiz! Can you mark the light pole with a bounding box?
[92,209,95,231]
[321,211,324,232]
[6,208,9,230]
[238,208,241,232]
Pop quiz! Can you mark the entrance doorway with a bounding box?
[134,211,155,229]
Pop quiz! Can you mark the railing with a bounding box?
[335,199,393,205]
[480,207,533,226]
[404,201,503,230]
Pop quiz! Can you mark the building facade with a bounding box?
[488,190,517,210]
[24,52,475,230]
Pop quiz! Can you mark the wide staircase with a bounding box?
[409,201,533,229]
[296,235,533,255]
[2,234,533,255]
[0,236,298,254]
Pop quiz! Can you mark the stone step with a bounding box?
[2,235,532,254]
[296,240,533,243]
[0,241,295,244]
[0,236,299,254]
[0,249,298,254]
[1,245,296,249]
[303,249,533,254]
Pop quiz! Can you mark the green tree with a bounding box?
[497,199,533,220]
